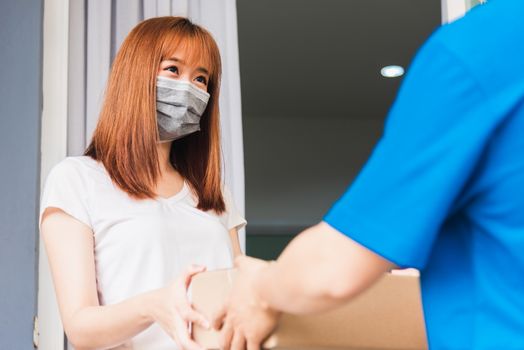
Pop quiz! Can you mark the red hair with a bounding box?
[85,17,225,213]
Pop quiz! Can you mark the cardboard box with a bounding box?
[192,268,428,350]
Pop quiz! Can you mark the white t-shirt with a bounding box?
[40,156,246,350]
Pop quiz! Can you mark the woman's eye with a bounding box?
[166,66,178,74]
[195,76,207,85]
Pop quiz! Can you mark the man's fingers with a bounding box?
[247,338,261,350]
[234,255,249,268]
[231,330,246,350]
[211,302,227,330]
[234,255,269,272]
[218,320,234,350]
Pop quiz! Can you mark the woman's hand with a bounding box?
[150,264,210,350]
[212,256,281,350]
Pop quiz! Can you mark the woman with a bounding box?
[40,17,246,350]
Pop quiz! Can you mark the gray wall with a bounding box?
[0,0,43,348]
[244,116,384,230]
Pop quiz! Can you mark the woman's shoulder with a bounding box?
[219,184,247,230]
[220,185,236,206]
[47,156,105,184]
[41,156,101,228]
[52,156,102,173]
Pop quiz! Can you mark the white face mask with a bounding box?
[156,76,210,142]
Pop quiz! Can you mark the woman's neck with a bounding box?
[157,141,174,175]
[155,141,185,197]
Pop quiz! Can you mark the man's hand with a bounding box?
[212,256,281,350]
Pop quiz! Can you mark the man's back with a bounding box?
[324,0,524,347]
[423,1,524,347]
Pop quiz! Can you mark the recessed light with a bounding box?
[380,65,404,78]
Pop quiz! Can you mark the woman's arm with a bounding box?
[228,228,243,258]
[41,208,208,350]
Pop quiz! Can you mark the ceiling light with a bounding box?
[380,65,404,78]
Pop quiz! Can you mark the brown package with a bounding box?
[191,268,428,350]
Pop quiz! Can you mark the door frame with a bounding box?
[38,0,69,348]
[442,0,467,23]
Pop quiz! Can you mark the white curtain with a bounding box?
[67,0,246,249]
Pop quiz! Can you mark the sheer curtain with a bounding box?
[68,0,246,249]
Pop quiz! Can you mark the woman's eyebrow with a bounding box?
[196,67,210,75]
[165,57,183,63]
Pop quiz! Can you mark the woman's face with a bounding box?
[158,48,211,92]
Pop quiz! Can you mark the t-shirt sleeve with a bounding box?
[39,159,92,229]
[221,186,247,231]
[324,36,505,269]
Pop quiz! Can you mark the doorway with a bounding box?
[238,0,442,259]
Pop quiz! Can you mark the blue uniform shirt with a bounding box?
[324,0,524,348]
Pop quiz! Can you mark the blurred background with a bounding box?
[239,0,440,259]
[0,0,483,348]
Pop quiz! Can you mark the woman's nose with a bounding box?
[177,74,192,82]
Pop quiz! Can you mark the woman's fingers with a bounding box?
[179,303,210,329]
[174,315,205,350]
[160,266,212,349]
[170,328,185,350]
[157,316,185,350]
[172,265,211,328]
[180,264,207,288]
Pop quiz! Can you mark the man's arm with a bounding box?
[213,222,394,350]
[256,221,394,314]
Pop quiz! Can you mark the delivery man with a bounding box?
[212,0,524,349]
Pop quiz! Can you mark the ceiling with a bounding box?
[237,0,442,121]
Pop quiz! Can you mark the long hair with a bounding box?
[85,17,225,213]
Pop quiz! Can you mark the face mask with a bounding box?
[156,76,210,142]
